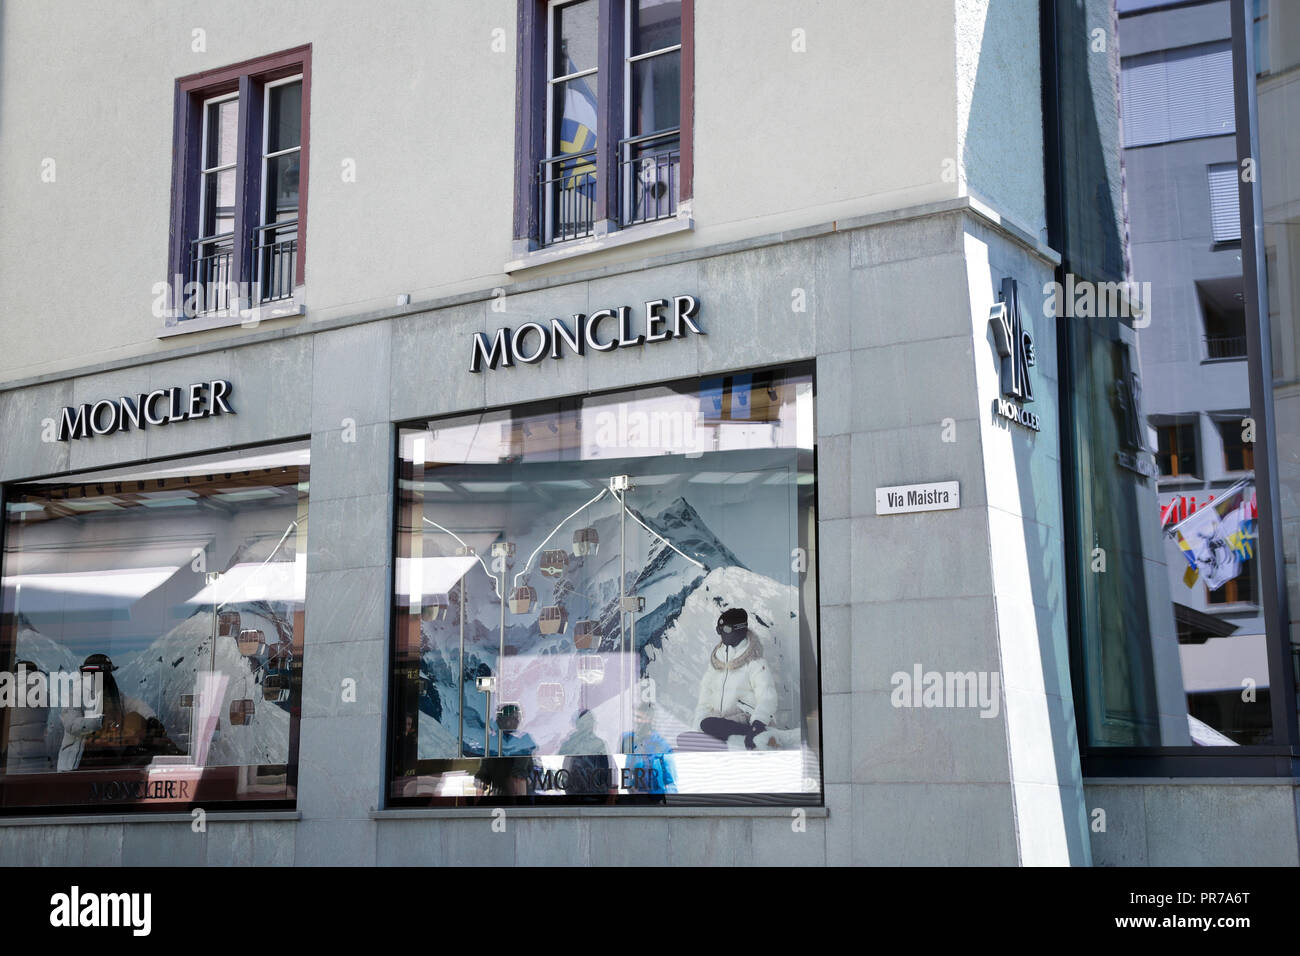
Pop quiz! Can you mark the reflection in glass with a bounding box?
[553,0,598,78]
[630,50,681,137]
[0,443,309,811]
[204,98,238,169]
[390,367,821,805]
[1067,0,1275,747]
[203,166,236,237]
[263,153,300,225]
[266,80,301,154]
[630,0,681,57]
[1256,0,1300,741]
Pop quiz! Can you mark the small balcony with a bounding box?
[252,219,298,304]
[189,232,234,316]
[1204,332,1247,360]
[538,149,598,244]
[535,131,681,248]
[619,130,679,227]
[187,221,297,318]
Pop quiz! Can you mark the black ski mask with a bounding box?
[716,608,749,647]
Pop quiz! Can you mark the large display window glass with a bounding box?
[390,365,820,805]
[0,442,309,811]
[1058,0,1288,755]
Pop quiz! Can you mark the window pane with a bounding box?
[204,98,238,169]
[630,0,681,56]
[1061,3,1274,748]
[203,167,236,236]
[629,50,680,136]
[1207,163,1242,243]
[0,443,310,811]
[263,152,300,225]
[553,0,598,77]
[1257,0,1300,740]
[389,368,821,806]
[547,77,598,241]
[266,81,302,154]
[552,76,598,156]
[1120,41,1234,147]
[1156,421,1199,478]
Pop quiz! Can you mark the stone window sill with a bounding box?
[0,810,301,827]
[505,215,694,274]
[158,298,306,338]
[371,805,825,819]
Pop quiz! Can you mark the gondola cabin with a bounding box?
[229,699,254,725]
[509,586,536,614]
[540,549,570,577]
[217,610,241,638]
[573,620,601,650]
[539,605,569,635]
[236,628,266,657]
[573,527,599,557]
[422,592,450,622]
[263,670,291,702]
[577,654,604,684]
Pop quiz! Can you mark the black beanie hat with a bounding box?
[717,607,749,646]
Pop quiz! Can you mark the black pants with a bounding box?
[699,717,752,742]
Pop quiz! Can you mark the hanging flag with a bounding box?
[1166,478,1257,591]
[558,62,598,195]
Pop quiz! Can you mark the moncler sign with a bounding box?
[56,380,235,441]
[988,278,1040,432]
[470,294,702,372]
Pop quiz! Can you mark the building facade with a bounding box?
[0,0,1294,866]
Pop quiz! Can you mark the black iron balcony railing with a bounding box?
[620,130,679,227]
[1205,333,1248,360]
[189,232,234,315]
[253,219,298,304]
[539,149,597,244]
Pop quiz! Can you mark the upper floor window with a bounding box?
[1120,41,1235,148]
[519,1,692,254]
[1155,419,1200,479]
[623,0,682,226]
[168,46,310,327]
[1207,162,1242,244]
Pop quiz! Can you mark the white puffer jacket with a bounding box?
[693,637,777,728]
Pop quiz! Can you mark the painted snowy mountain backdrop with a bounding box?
[418,494,803,759]
[13,531,298,769]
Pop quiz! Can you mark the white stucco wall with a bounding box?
[0,0,1043,380]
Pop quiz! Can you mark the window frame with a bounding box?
[0,438,312,816]
[1047,0,1300,776]
[1153,416,1202,481]
[621,1,684,227]
[168,45,312,328]
[383,361,823,810]
[514,0,693,257]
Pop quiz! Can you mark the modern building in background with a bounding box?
[0,0,1295,867]
[1121,1,1266,743]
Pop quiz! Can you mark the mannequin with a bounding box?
[691,608,778,750]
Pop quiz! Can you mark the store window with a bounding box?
[389,366,820,806]
[0,442,309,812]
[168,46,310,324]
[1053,0,1279,754]
[518,0,692,251]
